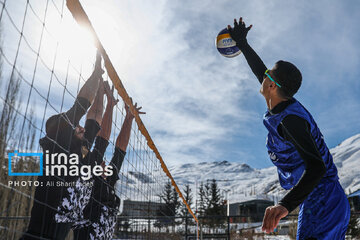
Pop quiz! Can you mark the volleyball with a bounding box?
[215,28,241,58]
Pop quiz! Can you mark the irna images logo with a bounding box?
[8,150,113,180]
[8,150,43,176]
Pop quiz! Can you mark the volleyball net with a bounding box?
[0,0,197,239]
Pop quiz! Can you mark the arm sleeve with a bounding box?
[87,136,109,166]
[277,115,326,213]
[82,119,101,150]
[64,97,91,126]
[236,40,267,84]
[107,147,126,186]
[86,147,125,213]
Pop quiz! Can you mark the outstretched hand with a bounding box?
[227,17,252,45]
[125,98,146,119]
[261,205,288,233]
[103,81,119,106]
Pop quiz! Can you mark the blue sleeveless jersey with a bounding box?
[263,99,350,239]
[263,99,338,189]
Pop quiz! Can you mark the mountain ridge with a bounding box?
[169,133,360,203]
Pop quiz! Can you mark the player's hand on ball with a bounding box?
[227,17,252,45]
[261,205,288,233]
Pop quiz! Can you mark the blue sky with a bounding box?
[1,0,360,169]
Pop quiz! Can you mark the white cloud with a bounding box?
[82,0,360,166]
[2,0,359,167]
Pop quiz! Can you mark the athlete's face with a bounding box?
[260,77,266,95]
[260,74,272,98]
[260,68,278,100]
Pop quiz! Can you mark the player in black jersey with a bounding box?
[21,52,106,240]
[72,84,145,240]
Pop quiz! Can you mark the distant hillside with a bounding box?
[168,133,360,203]
[116,134,360,206]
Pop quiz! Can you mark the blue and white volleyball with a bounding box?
[215,28,241,58]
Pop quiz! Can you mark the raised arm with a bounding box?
[107,100,145,186]
[116,100,145,152]
[228,17,267,84]
[77,50,104,105]
[62,50,104,126]
[86,82,118,166]
[80,79,106,151]
[86,78,105,126]
[97,82,119,141]
[45,51,104,142]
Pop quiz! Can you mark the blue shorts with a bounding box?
[297,179,350,240]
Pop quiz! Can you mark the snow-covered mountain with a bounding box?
[331,134,360,193]
[168,133,360,203]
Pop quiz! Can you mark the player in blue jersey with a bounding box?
[227,18,350,239]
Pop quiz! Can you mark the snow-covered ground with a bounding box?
[263,236,290,240]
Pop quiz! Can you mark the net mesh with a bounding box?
[0,0,196,239]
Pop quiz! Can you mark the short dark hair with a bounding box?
[45,113,74,139]
[46,114,61,139]
[272,60,302,98]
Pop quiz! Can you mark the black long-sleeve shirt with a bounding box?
[73,142,126,240]
[271,100,326,212]
[27,98,99,238]
[81,136,126,209]
[237,40,326,213]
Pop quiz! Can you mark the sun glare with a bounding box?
[38,6,98,80]
[37,1,130,85]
